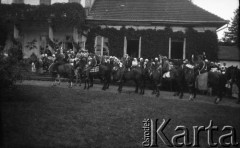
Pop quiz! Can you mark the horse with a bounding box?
[84,56,114,90]
[225,66,240,104]
[208,71,227,104]
[112,63,145,94]
[148,64,163,97]
[165,59,186,99]
[183,64,198,100]
[48,62,74,88]
[183,60,228,104]
[74,57,87,86]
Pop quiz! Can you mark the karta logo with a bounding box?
[142,119,239,147]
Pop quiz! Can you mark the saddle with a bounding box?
[90,65,99,73]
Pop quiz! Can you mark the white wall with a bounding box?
[22,30,48,58]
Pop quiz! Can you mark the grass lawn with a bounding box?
[1,81,240,147]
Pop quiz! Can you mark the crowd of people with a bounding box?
[33,47,230,76]
[29,47,239,102]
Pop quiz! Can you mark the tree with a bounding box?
[222,8,239,45]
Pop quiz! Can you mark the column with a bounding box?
[183,38,186,59]
[94,36,97,54]
[49,26,53,41]
[73,27,78,52]
[168,37,171,59]
[101,36,104,56]
[123,36,127,56]
[48,25,54,52]
[138,36,142,58]
[14,24,19,39]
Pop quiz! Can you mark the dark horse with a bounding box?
[182,64,198,100]
[168,60,185,99]
[183,62,227,104]
[74,58,87,86]
[84,58,114,90]
[149,65,163,97]
[112,64,144,94]
[225,66,240,104]
[49,63,74,88]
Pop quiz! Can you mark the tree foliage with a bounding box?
[222,8,239,45]
[0,3,86,28]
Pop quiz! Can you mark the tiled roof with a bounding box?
[87,0,227,26]
[218,46,240,61]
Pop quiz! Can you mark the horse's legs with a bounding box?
[84,78,87,89]
[151,80,156,94]
[79,75,82,86]
[214,86,223,104]
[52,79,57,86]
[90,75,94,88]
[106,75,110,89]
[156,84,160,97]
[188,87,194,101]
[102,79,107,90]
[103,75,110,90]
[140,79,145,95]
[179,83,184,99]
[135,80,139,93]
[57,74,61,85]
[118,81,123,93]
[237,91,240,104]
[68,80,73,88]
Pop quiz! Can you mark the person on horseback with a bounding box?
[196,55,208,73]
[131,58,138,69]
[51,47,65,72]
[116,54,130,83]
[221,63,227,74]
[139,58,144,69]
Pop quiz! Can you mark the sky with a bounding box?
[191,0,239,39]
[1,0,239,39]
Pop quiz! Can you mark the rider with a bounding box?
[131,58,138,69]
[139,58,144,69]
[52,47,65,72]
[197,55,208,73]
[117,54,130,82]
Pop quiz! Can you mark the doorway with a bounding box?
[171,41,183,59]
[127,40,139,57]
